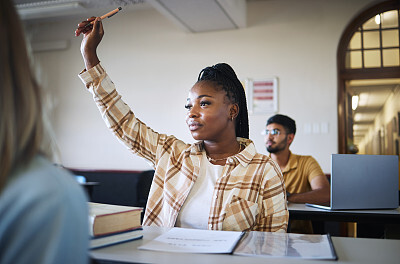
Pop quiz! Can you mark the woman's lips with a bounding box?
[188,122,202,131]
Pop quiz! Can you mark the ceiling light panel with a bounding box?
[149,0,246,33]
[16,1,86,20]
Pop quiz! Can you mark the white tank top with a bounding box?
[175,152,224,229]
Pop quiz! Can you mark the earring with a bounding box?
[231,116,234,121]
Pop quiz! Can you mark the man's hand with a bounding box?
[288,175,330,204]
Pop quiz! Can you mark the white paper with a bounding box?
[138,227,243,254]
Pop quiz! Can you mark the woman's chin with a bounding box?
[190,132,203,141]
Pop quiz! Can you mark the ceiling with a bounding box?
[13,0,150,21]
[13,0,247,33]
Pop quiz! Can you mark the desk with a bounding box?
[91,226,400,264]
[288,203,400,224]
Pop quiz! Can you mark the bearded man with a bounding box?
[265,114,330,233]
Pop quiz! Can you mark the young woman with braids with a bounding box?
[75,17,288,232]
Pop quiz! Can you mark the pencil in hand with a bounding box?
[85,7,122,28]
[75,7,122,36]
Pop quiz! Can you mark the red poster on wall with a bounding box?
[246,78,278,114]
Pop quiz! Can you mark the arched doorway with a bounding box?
[337,0,400,154]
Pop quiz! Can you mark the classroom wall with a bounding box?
[25,0,383,172]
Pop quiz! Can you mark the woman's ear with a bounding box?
[230,103,239,120]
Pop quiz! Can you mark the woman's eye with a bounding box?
[184,104,192,110]
[200,101,210,106]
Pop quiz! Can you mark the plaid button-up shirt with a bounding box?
[79,64,289,232]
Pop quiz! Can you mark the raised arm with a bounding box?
[75,17,185,168]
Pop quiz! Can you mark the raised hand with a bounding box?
[75,17,104,70]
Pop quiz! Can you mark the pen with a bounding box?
[85,7,122,27]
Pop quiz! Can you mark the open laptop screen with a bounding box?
[307,154,398,210]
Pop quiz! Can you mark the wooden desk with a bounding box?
[288,203,400,224]
[91,226,400,264]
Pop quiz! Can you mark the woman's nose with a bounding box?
[187,107,198,118]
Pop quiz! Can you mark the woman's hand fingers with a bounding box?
[92,17,104,38]
[76,16,103,69]
[79,17,103,55]
[74,17,96,36]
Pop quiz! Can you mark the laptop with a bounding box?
[306,154,399,210]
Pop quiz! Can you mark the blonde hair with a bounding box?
[0,0,45,191]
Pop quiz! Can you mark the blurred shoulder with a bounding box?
[3,155,87,208]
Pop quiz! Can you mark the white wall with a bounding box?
[26,0,381,172]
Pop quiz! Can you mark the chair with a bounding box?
[136,170,154,207]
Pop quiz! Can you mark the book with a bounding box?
[88,202,143,237]
[91,228,143,249]
[138,227,245,254]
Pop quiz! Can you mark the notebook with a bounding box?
[306,154,399,210]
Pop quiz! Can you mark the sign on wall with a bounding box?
[245,78,278,114]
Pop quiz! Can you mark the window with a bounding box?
[345,10,400,69]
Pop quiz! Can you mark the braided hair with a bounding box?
[197,63,249,139]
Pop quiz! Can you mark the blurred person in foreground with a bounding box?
[0,1,89,263]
